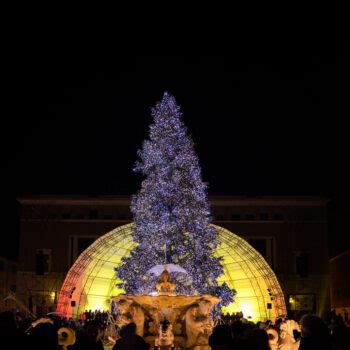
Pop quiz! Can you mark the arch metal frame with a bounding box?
[57,224,286,321]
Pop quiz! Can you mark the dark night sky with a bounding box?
[1,46,349,259]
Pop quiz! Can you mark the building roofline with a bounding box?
[329,249,350,262]
[209,195,329,206]
[17,195,131,206]
[17,195,329,206]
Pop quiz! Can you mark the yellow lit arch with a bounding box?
[57,224,286,322]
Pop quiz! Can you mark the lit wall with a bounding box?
[57,224,286,322]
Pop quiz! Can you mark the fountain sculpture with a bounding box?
[113,266,220,349]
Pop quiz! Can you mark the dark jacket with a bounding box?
[113,334,149,350]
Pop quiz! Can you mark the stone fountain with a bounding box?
[112,267,220,349]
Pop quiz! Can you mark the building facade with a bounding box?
[17,195,330,318]
[329,250,350,316]
[0,257,18,312]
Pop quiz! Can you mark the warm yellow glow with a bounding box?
[84,263,126,312]
[57,224,286,321]
[221,301,243,317]
[213,226,286,322]
[239,301,256,320]
[85,297,108,312]
[50,292,56,300]
[289,297,294,304]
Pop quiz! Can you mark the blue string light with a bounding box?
[115,92,234,307]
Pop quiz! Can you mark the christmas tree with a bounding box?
[116,92,233,306]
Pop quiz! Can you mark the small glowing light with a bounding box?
[50,292,56,300]
[289,297,294,304]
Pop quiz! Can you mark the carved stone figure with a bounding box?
[112,269,219,349]
[114,297,145,336]
[154,319,175,348]
[279,319,300,350]
[115,298,133,314]
[129,303,146,337]
[266,328,279,350]
[156,268,177,296]
[185,298,215,349]
[147,306,160,335]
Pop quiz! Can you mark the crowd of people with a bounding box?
[0,308,349,349]
[209,311,350,350]
[0,309,108,349]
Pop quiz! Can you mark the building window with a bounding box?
[260,213,269,221]
[35,249,52,275]
[231,214,241,221]
[62,213,71,220]
[273,213,284,221]
[103,214,113,220]
[245,214,255,221]
[288,293,316,319]
[249,239,267,257]
[89,210,98,219]
[274,213,284,221]
[216,214,224,221]
[77,237,95,256]
[69,236,98,265]
[48,212,57,220]
[295,251,309,278]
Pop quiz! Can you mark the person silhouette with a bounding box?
[113,322,149,350]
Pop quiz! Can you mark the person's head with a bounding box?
[209,324,233,346]
[247,328,270,350]
[84,320,101,342]
[15,312,23,322]
[300,314,328,339]
[30,322,58,350]
[0,311,17,329]
[119,322,137,337]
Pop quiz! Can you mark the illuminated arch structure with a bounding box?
[57,224,286,322]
